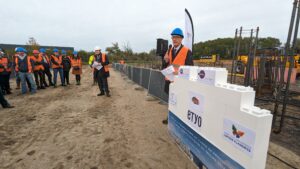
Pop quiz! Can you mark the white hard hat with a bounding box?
[94,46,101,51]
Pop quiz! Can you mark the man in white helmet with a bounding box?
[91,46,110,97]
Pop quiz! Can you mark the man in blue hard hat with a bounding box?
[14,47,37,94]
[51,48,65,87]
[162,28,194,124]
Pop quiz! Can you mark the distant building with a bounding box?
[0,43,74,53]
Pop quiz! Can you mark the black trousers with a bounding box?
[34,70,45,88]
[43,68,53,86]
[75,75,81,82]
[93,71,97,83]
[63,70,70,84]
[97,73,109,93]
[0,73,10,93]
[0,87,9,107]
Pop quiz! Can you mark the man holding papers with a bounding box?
[162,28,194,124]
[92,46,111,97]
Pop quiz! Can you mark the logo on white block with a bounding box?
[179,68,184,74]
[187,91,205,130]
[223,118,256,157]
[198,70,205,79]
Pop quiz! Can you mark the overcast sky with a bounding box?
[0,0,294,52]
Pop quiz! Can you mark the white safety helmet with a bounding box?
[94,46,101,52]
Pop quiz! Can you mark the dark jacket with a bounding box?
[94,52,110,78]
[62,56,71,71]
[16,55,34,73]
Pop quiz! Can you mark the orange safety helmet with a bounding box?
[33,50,39,54]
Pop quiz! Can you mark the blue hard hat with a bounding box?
[53,48,59,53]
[171,28,184,38]
[61,50,66,54]
[73,51,78,55]
[16,47,27,53]
[39,48,46,53]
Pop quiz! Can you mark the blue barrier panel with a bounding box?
[148,70,168,103]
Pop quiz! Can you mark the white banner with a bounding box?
[184,9,194,51]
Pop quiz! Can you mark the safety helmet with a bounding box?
[33,50,39,54]
[61,50,67,54]
[94,46,101,51]
[16,47,27,53]
[73,51,78,55]
[53,48,59,53]
[171,28,184,38]
[39,48,46,53]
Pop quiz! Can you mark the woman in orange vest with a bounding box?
[162,28,194,124]
[32,50,46,89]
[0,48,13,94]
[51,48,65,87]
[71,51,82,85]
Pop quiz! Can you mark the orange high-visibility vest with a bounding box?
[71,57,82,67]
[0,58,11,72]
[94,53,109,72]
[32,55,45,71]
[15,56,33,73]
[165,45,189,81]
[51,55,62,69]
[168,46,189,71]
[40,54,50,65]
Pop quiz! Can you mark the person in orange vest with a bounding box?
[13,52,21,89]
[0,48,13,95]
[15,47,37,94]
[32,50,46,89]
[39,48,54,87]
[61,50,71,85]
[51,48,65,88]
[162,28,194,124]
[71,51,82,85]
[92,46,110,97]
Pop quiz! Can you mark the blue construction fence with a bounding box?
[112,63,168,103]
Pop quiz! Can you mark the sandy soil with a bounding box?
[0,66,196,169]
[0,65,299,169]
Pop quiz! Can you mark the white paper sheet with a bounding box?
[161,65,175,81]
[92,61,103,70]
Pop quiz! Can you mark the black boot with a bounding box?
[3,104,14,108]
[97,91,105,96]
[106,92,111,97]
[162,119,168,125]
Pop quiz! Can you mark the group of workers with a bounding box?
[0,45,111,109]
[1,26,188,111]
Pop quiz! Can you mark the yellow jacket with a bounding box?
[88,55,94,65]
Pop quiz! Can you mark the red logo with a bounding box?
[192,97,199,105]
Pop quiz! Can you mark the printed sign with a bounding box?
[169,92,177,106]
[178,67,190,79]
[187,92,205,130]
[196,69,216,86]
[169,112,244,169]
[223,118,256,157]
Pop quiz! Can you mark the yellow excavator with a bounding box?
[234,55,300,76]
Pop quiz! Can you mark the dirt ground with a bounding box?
[0,66,299,169]
[0,66,196,169]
